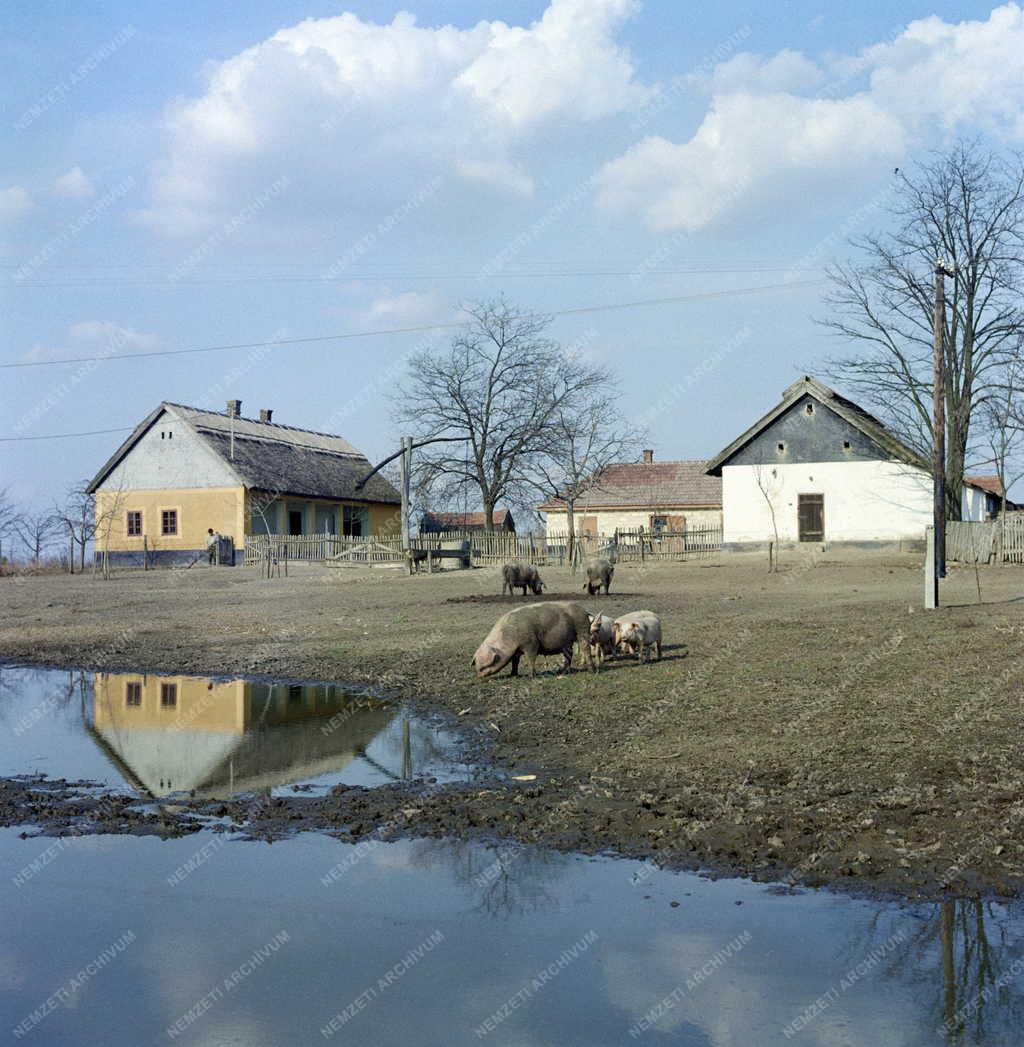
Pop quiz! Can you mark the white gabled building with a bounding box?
[705,377,999,549]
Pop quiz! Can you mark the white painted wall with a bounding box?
[721,460,943,543]
[544,507,721,536]
[100,413,239,492]
[961,485,991,522]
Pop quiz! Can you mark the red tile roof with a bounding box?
[537,460,722,511]
[964,475,1004,497]
[422,510,513,527]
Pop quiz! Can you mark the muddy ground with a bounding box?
[2,550,1024,899]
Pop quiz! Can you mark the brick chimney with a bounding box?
[642,449,654,463]
[225,399,242,418]
[259,408,273,423]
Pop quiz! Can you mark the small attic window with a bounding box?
[843,440,851,450]
[805,403,814,415]
[777,442,786,452]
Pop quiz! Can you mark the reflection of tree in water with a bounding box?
[847,898,1024,1043]
[405,837,570,918]
[0,667,88,729]
[367,715,466,781]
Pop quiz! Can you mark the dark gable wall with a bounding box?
[727,395,884,466]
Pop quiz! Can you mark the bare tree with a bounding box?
[976,360,1024,559]
[0,487,21,565]
[13,509,62,564]
[821,142,1024,520]
[753,460,782,572]
[392,300,607,531]
[53,481,100,573]
[528,380,644,566]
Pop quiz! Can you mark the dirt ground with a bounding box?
[3,549,1024,899]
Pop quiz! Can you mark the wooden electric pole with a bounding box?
[399,435,412,553]
[933,260,953,589]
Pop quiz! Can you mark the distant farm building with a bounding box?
[88,400,400,566]
[706,376,1002,548]
[538,451,722,537]
[420,510,516,534]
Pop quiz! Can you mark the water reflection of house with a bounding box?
[91,673,396,797]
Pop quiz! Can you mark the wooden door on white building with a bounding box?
[798,494,824,542]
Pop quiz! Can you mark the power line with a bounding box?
[7,266,827,288]
[0,426,134,442]
[2,277,825,372]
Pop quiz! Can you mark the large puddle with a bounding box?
[3,666,1024,1044]
[2,828,1023,1045]
[0,665,477,797]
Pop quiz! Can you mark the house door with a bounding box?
[581,516,598,536]
[798,494,824,542]
[288,510,303,536]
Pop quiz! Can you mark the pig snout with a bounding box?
[474,643,507,677]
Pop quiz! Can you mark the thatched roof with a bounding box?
[88,402,400,505]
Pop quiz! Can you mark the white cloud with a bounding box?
[455,0,647,127]
[0,186,32,224]
[54,167,95,199]
[710,50,823,94]
[363,290,451,327]
[599,93,903,232]
[24,321,159,363]
[137,1,647,236]
[599,4,1024,231]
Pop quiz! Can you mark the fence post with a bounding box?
[925,526,938,609]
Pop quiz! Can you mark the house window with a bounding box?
[650,515,669,535]
[343,505,367,537]
[805,403,814,415]
[161,509,178,535]
[160,682,177,708]
[125,681,142,707]
[126,511,142,536]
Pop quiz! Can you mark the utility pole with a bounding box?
[399,435,412,553]
[932,259,953,593]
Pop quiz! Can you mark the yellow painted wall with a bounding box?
[245,492,401,538]
[96,486,399,551]
[94,673,388,732]
[95,486,245,553]
[369,502,401,535]
[95,674,246,733]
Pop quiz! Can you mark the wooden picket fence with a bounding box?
[558,528,723,564]
[243,533,406,566]
[243,526,724,568]
[946,514,1024,564]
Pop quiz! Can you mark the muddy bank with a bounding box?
[3,770,1020,900]
[3,555,1024,899]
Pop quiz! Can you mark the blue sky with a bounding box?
[2,0,1020,510]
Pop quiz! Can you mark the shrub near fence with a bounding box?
[243,527,724,567]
